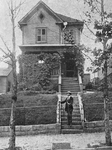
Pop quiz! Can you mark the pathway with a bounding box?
[0,132,112,150]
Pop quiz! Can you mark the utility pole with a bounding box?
[101,0,111,146]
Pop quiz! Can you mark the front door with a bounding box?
[66,60,77,77]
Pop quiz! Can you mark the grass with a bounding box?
[0,93,58,126]
[82,91,112,121]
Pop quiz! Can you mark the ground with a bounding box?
[0,132,112,150]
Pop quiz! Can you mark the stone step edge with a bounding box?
[54,147,112,150]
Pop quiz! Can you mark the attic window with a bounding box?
[36,28,47,43]
[39,12,45,22]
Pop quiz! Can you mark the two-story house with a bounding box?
[18,0,84,94]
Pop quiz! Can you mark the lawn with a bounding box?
[82,91,112,121]
[0,93,58,126]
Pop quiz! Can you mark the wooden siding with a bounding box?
[22,7,60,45]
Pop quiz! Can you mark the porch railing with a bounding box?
[51,68,59,76]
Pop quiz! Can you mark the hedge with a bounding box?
[82,92,112,121]
[0,93,58,126]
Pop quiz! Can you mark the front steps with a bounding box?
[61,77,80,95]
[61,96,83,134]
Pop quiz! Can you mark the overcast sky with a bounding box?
[0,0,112,77]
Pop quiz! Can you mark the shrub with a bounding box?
[85,82,93,90]
[30,83,42,91]
[18,82,26,91]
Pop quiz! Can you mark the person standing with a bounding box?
[61,91,73,126]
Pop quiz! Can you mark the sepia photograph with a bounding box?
[0,0,112,149]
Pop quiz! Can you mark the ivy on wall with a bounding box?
[18,53,61,88]
[63,29,85,78]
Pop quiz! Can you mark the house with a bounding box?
[0,66,12,93]
[18,0,84,94]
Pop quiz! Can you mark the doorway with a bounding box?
[66,60,77,77]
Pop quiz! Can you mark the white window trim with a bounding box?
[36,27,47,43]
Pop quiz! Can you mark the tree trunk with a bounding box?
[9,100,16,149]
[101,0,111,145]
[9,62,17,150]
[9,1,17,148]
[103,56,111,146]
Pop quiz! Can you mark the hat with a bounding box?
[67,91,72,94]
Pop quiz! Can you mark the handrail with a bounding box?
[57,94,61,123]
[78,72,83,93]
[77,92,85,129]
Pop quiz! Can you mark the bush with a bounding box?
[43,82,58,92]
[18,82,26,91]
[30,83,42,91]
[85,82,93,90]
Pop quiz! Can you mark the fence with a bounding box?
[83,102,112,122]
[0,105,57,126]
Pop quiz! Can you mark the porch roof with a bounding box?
[19,44,73,53]
[19,44,72,48]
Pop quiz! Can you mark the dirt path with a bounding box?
[0,132,112,150]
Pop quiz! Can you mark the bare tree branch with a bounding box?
[82,50,94,63]
[84,20,96,36]
[82,31,95,40]
[0,35,12,54]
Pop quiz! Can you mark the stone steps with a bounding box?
[61,77,80,94]
[61,128,83,134]
[61,124,82,129]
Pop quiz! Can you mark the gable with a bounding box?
[19,1,63,26]
[19,0,83,28]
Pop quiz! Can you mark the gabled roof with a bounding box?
[56,13,83,25]
[0,68,12,77]
[18,0,83,27]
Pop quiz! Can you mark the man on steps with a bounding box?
[61,91,73,126]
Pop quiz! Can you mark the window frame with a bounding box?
[36,27,47,43]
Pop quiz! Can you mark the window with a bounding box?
[36,28,47,43]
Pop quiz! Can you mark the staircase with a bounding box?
[61,77,80,95]
[61,96,83,134]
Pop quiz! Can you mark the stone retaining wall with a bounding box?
[0,123,61,137]
[84,120,112,132]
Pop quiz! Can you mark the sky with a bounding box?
[0,0,112,78]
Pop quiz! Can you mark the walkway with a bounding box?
[0,132,112,150]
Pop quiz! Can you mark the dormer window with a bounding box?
[36,28,47,43]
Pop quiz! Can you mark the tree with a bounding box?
[0,0,26,149]
[81,0,112,145]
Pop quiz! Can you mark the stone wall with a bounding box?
[84,120,112,132]
[0,123,61,137]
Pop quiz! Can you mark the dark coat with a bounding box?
[61,96,73,113]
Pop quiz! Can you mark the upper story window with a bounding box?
[36,28,47,43]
